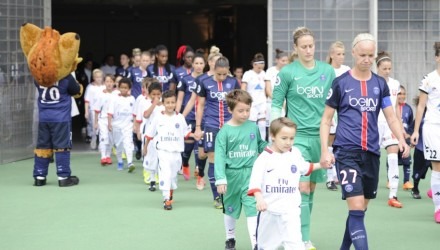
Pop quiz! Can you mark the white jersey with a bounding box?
[334,65,350,77]
[248,146,312,215]
[243,69,266,104]
[84,83,105,109]
[94,90,117,120]
[378,77,400,122]
[108,94,135,129]
[420,70,440,124]
[133,94,147,121]
[139,102,165,136]
[145,111,190,153]
[264,66,279,103]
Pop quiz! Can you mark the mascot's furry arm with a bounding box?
[20,22,83,98]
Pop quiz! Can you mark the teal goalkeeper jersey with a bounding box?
[271,60,335,137]
[214,121,268,185]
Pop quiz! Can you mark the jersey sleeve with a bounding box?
[271,69,290,120]
[107,95,115,116]
[419,74,431,94]
[381,80,392,109]
[325,78,342,109]
[247,152,266,196]
[214,129,228,185]
[177,78,186,93]
[179,114,191,139]
[242,71,251,84]
[84,85,92,103]
[93,92,103,112]
[145,114,158,140]
[196,79,206,97]
[292,147,314,176]
[66,74,81,96]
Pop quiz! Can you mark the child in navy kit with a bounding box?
[215,89,267,250]
[108,78,136,172]
[144,90,191,210]
[248,117,330,250]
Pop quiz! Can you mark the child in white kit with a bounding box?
[139,82,164,191]
[108,77,136,172]
[248,117,331,250]
[144,90,191,210]
[94,74,117,165]
[84,69,105,149]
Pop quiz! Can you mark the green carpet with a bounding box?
[0,150,437,250]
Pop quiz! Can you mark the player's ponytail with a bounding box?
[434,42,440,56]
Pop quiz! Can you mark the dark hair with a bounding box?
[153,44,171,75]
[251,52,265,65]
[176,45,194,67]
[104,74,115,82]
[399,85,406,92]
[275,48,288,59]
[376,51,391,66]
[434,42,440,57]
[119,77,132,89]
[226,89,253,111]
[193,53,206,63]
[148,82,162,94]
[162,90,176,100]
[215,56,230,68]
[270,117,297,137]
[142,77,157,90]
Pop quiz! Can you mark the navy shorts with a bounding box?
[334,149,380,200]
[37,122,72,149]
[203,127,219,152]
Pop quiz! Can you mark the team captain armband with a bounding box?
[305,163,314,176]
[381,96,392,109]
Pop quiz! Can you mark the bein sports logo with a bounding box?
[210,91,227,101]
[349,96,378,112]
[296,85,324,98]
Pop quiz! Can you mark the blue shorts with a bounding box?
[334,149,380,200]
[37,122,72,149]
[203,127,219,152]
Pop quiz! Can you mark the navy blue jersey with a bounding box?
[174,66,192,83]
[130,67,147,98]
[177,74,197,120]
[326,71,391,155]
[196,75,240,129]
[147,64,176,91]
[115,66,132,78]
[399,103,414,135]
[35,74,80,122]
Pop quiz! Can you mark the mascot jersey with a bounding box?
[35,74,80,122]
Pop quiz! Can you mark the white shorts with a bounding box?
[157,150,182,191]
[256,211,304,250]
[143,139,159,171]
[112,126,134,152]
[250,102,266,122]
[98,119,112,146]
[378,120,398,149]
[423,123,440,161]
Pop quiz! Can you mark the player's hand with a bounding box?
[194,128,203,141]
[410,131,419,147]
[256,197,267,212]
[217,184,227,194]
[399,139,410,158]
[152,97,160,105]
[320,152,334,169]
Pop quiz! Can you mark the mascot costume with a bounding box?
[20,23,83,187]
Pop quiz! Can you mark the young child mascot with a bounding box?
[20,23,83,187]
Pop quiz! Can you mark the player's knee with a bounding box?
[34,149,53,158]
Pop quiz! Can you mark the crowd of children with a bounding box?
[73,32,439,250]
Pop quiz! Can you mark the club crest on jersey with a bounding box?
[291,165,297,173]
[373,87,380,95]
[344,184,353,193]
[207,142,213,148]
[250,133,255,140]
[225,83,231,89]
[227,206,234,213]
[320,74,326,81]
[274,76,281,86]
[177,81,182,88]
[326,88,333,100]
[175,123,180,128]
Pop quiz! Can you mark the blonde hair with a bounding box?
[92,68,103,77]
[326,41,345,64]
[352,33,375,48]
[208,46,222,62]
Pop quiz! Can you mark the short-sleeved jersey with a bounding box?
[248,146,312,214]
[147,64,176,92]
[272,60,335,136]
[242,69,266,104]
[378,77,400,122]
[134,96,150,123]
[196,75,240,129]
[130,67,147,99]
[400,103,414,135]
[214,121,267,185]
[115,66,132,78]
[108,94,135,129]
[84,83,105,106]
[174,66,192,83]
[145,111,190,152]
[94,90,117,120]
[133,94,149,122]
[419,70,440,124]
[35,74,80,122]
[177,74,198,120]
[334,65,351,77]
[264,66,279,102]
[326,71,391,155]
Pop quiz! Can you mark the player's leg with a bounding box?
[195,139,207,190]
[181,138,193,181]
[240,168,258,249]
[385,134,402,207]
[282,212,305,250]
[400,151,413,190]
[423,123,440,222]
[205,127,221,208]
[256,212,282,250]
[123,127,135,172]
[52,122,79,187]
[412,148,431,198]
[222,173,242,249]
[33,122,52,186]
[158,150,172,210]
[98,121,109,165]
[113,128,124,170]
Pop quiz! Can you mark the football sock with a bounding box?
[247,216,257,248]
[403,164,411,183]
[224,214,236,240]
[340,216,352,250]
[387,153,399,198]
[431,171,440,211]
[300,192,311,241]
[55,150,71,177]
[309,191,315,213]
[208,162,219,199]
[33,155,50,177]
[182,141,193,166]
[348,210,368,250]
